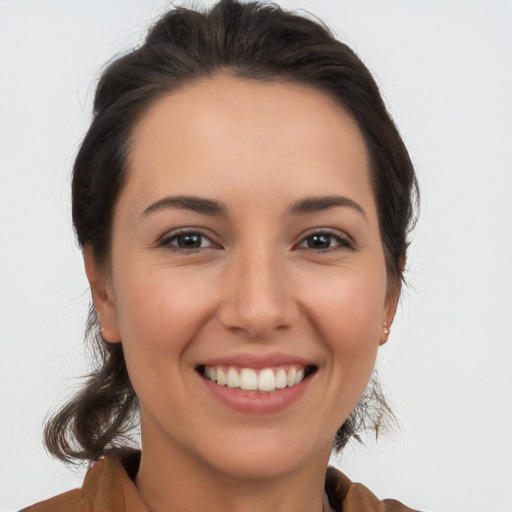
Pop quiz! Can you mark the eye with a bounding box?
[160,231,217,252]
[297,230,353,251]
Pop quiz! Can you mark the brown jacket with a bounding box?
[21,453,420,512]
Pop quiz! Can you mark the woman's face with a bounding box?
[89,75,396,480]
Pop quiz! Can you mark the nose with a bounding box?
[216,245,300,340]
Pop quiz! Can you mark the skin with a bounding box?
[85,75,398,512]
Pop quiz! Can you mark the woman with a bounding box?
[22,1,419,510]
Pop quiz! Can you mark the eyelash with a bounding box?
[158,230,217,253]
[296,229,354,252]
[158,229,354,253]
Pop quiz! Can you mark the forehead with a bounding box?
[124,74,375,219]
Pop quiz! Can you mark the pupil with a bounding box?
[178,234,201,248]
[308,234,330,249]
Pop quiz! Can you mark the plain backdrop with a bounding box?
[1,1,511,511]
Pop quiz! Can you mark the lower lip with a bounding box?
[199,373,312,414]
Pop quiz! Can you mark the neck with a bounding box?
[135,431,331,512]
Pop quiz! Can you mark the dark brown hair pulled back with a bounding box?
[45,0,418,464]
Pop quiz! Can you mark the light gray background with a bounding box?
[1,1,511,511]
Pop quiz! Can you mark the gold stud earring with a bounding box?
[382,321,390,335]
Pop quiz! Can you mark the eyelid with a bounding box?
[295,228,355,251]
[156,227,354,252]
[158,228,221,251]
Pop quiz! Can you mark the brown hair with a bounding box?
[45,0,418,464]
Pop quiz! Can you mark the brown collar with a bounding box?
[26,451,418,512]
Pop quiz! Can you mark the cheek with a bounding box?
[302,264,386,370]
[112,264,217,357]
[111,266,220,417]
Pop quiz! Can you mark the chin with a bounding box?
[198,428,331,481]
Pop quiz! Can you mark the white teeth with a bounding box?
[240,369,258,390]
[217,368,227,386]
[203,365,310,392]
[258,369,275,392]
[226,367,240,388]
[207,366,217,382]
[286,367,296,387]
[275,369,287,389]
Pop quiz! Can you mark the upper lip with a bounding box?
[198,352,316,369]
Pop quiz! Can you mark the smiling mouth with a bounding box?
[196,364,317,393]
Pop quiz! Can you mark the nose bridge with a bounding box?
[218,239,298,338]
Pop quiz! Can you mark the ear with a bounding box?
[380,257,405,346]
[83,247,121,344]
[380,290,399,346]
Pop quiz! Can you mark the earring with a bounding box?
[99,326,105,334]
[382,321,390,335]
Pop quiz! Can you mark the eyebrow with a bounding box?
[142,195,227,216]
[142,194,366,219]
[288,195,367,219]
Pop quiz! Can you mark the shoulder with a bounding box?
[325,466,422,512]
[19,453,147,512]
[19,487,88,512]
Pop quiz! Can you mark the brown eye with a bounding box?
[306,234,332,249]
[161,231,216,251]
[175,233,203,249]
[297,231,352,251]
